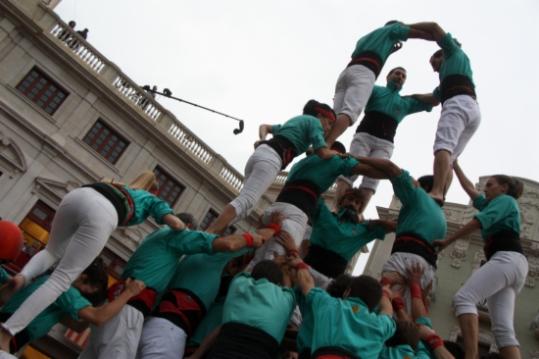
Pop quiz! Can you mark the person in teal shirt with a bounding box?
[137,250,252,359]
[327,21,435,147]
[304,188,394,280]
[208,100,341,234]
[409,23,481,204]
[336,66,438,213]
[0,259,144,355]
[435,162,528,359]
[292,255,395,359]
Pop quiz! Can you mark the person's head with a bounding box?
[331,141,346,155]
[129,171,159,192]
[251,259,283,285]
[346,275,382,311]
[430,49,444,72]
[485,175,523,200]
[0,220,23,263]
[327,274,353,298]
[68,20,76,28]
[73,258,109,306]
[337,188,364,213]
[303,99,336,136]
[443,341,464,359]
[385,20,402,26]
[386,67,407,89]
[417,175,434,193]
[385,320,420,350]
[177,212,198,230]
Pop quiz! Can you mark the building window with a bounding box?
[200,208,237,235]
[16,67,68,115]
[83,119,129,164]
[154,166,185,206]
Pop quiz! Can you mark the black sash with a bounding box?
[391,233,438,268]
[83,183,133,226]
[440,74,476,103]
[312,346,359,359]
[484,230,523,261]
[260,135,297,169]
[152,288,206,337]
[276,180,321,219]
[356,111,398,143]
[347,51,383,78]
[206,322,280,359]
[304,244,348,278]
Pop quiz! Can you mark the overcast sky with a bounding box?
[56,0,539,272]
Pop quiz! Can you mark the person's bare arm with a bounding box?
[367,219,396,233]
[259,124,273,140]
[408,22,446,43]
[163,214,186,231]
[325,117,351,148]
[356,157,402,178]
[351,162,388,179]
[289,257,314,296]
[407,263,428,320]
[433,219,481,251]
[78,279,145,326]
[212,227,277,252]
[185,326,221,359]
[379,284,394,316]
[453,161,480,200]
[314,147,341,160]
[410,93,440,107]
[406,27,435,41]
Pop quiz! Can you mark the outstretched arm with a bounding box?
[163,214,186,231]
[259,124,273,140]
[355,157,402,178]
[453,161,480,200]
[367,219,397,233]
[408,22,446,43]
[433,218,481,251]
[314,146,341,160]
[410,93,440,107]
[212,227,277,252]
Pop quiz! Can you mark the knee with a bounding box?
[452,289,477,316]
[47,270,76,293]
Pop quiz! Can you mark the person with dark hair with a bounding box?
[187,260,296,359]
[327,21,435,146]
[434,161,527,359]
[357,157,447,307]
[335,66,438,213]
[177,212,198,230]
[409,23,481,204]
[0,259,144,356]
[79,219,278,359]
[292,256,395,359]
[207,100,341,234]
[245,141,388,269]
[302,188,395,281]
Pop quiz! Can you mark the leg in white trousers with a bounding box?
[453,251,528,348]
[136,316,187,359]
[3,188,118,336]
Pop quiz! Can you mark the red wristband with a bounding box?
[242,232,255,247]
[264,223,281,236]
[410,282,422,299]
[295,261,309,271]
[391,297,405,311]
[425,334,444,350]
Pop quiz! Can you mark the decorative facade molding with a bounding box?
[0,131,27,172]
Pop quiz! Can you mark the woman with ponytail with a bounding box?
[434,161,528,359]
[0,171,185,352]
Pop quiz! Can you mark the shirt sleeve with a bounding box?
[308,119,327,150]
[339,157,360,177]
[415,341,433,359]
[415,316,433,329]
[57,288,92,320]
[271,124,282,134]
[403,96,433,115]
[376,313,397,340]
[474,196,515,231]
[145,195,174,224]
[361,223,387,241]
[389,23,410,41]
[168,231,216,255]
[390,170,417,205]
[439,32,460,58]
[472,194,488,210]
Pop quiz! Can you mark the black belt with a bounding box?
[260,135,297,169]
[304,244,348,278]
[83,183,132,226]
[356,111,398,143]
[276,180,321,219]
[440,74,476,103]
[152,288,206,336]
[391,233,437,268]
[347,51,383,78]
[484,230,523,260]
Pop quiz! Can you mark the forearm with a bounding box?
[408,22,445,42]
[379,293,393,316]
[446,219,481,244]
[325,117,350,147]
[352,163,389,179]
[410,281,428,319]
[259,124,271,140]
[163,214,185,230]
[297,268,315,296]
[212,234,248,252]
[411,93,440,106]
[356,157,401,178]
[81,290,132,326]
[453,163,479,199]
[189,326,221,359]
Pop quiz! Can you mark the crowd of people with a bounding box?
[0,20,529,359]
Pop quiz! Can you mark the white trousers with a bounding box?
[433,95,481,160]
[230,144,282,220]
[136,316,188,359]
[79,305,144,359]
[453,251,528,348]
[333,64,376,124]
[3,187,118,336]
[246,202,308,271]
[340,132,394,191]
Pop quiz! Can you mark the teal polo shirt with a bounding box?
[351,23,410,65]
[380,344,416,359]
[473,194,520,239]
[166,249,249,310]
[222,273,295,342]
[286,154,358,193]
[307,288,396,358]
[391,171,447,243]
[296,289,314,354]
[365,82,432,124]
[0,267,9,284]
[437,33,474,86]
[1,275,90,342]
[310,200,386,261]
[271,115,327,154]
[122,228,217,293]
[126,187,174,225]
